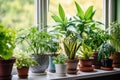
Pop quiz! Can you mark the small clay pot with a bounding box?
[79,59,94,72]
[65,59,79,74]
[17,67,29,79]
[112,52,120,68]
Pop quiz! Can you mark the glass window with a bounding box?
[0,0,34,29]
[48,0,103,24]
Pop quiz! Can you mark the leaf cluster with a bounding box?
[98,42,115,61]
[14,50,36,69]
[0,24,16,60]
[52,54,67,64]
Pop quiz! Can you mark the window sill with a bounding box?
[12,68,120,80]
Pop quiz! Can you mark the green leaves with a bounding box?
[75,1,95,20]
[79,42,93,59]
[84,6,94,20]
[75,1,84,19]
[63,38,81,59]
[0,24,16,60]
[53,54,67,64]
[59,4,65,21]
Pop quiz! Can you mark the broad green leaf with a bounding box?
[75,1,84,19]
[84,6,93,20]
[59,4,65,21]
[90,10,96,19]
[51,15,61,22]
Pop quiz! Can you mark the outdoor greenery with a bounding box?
[0,0,34,29]
[14,50,36,69]
[0,24,16,60]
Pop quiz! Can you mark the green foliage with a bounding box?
[48,35,60,53]
[110,22,120,52]
[78,42,93,59]
[98,42,115,61]
[17,26,52,54]
[0,24,16,60]
[53,54,67,64]
[0,0,34,29]
[14,50,36,69]
[63,38,81,60]
[84,28,110,51]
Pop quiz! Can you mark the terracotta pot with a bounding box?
[0,57,15,80]
[17,67,29,79]
[79,66,93,72]
[79,59,94,72]
[90,51,101,69]
[112,52,120,68]
[79,59,93,67]
[65,59,79,74]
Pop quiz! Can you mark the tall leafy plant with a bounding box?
[74,1,97,39]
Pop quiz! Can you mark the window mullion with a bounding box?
[34,0,49,31]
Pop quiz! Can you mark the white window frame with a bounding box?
[34,0,49,31]
[34,0,117,30]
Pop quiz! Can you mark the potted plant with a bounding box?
[51,3,81,74]
[87,28,110,69]
[110,22,120,68]
[47,34,60,73]
[0,24,16,80]
[98,42,115,70]
[63,37,80,74]
[78,42,94,72]
[52,54,67,77]
[17,26,51,74]
[14,50,36,79]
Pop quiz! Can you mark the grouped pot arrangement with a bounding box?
[1,1,120,80]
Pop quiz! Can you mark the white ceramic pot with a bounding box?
[55,64,66,77]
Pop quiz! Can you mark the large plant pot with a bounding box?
[55,64,66,77]
[0,57,15,80]
[30,54,49,73]
[17,67,29,79]
[79,59,94,72]
[101,58,113,70]
[112,52,120,68]
[65,59,79,74]
[48,54,58,73]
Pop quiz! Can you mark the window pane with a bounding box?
[0,0,34,29]
[48,0,103,24]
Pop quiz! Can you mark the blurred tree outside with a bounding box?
[0,0,103,29]
[0,0,34,29]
